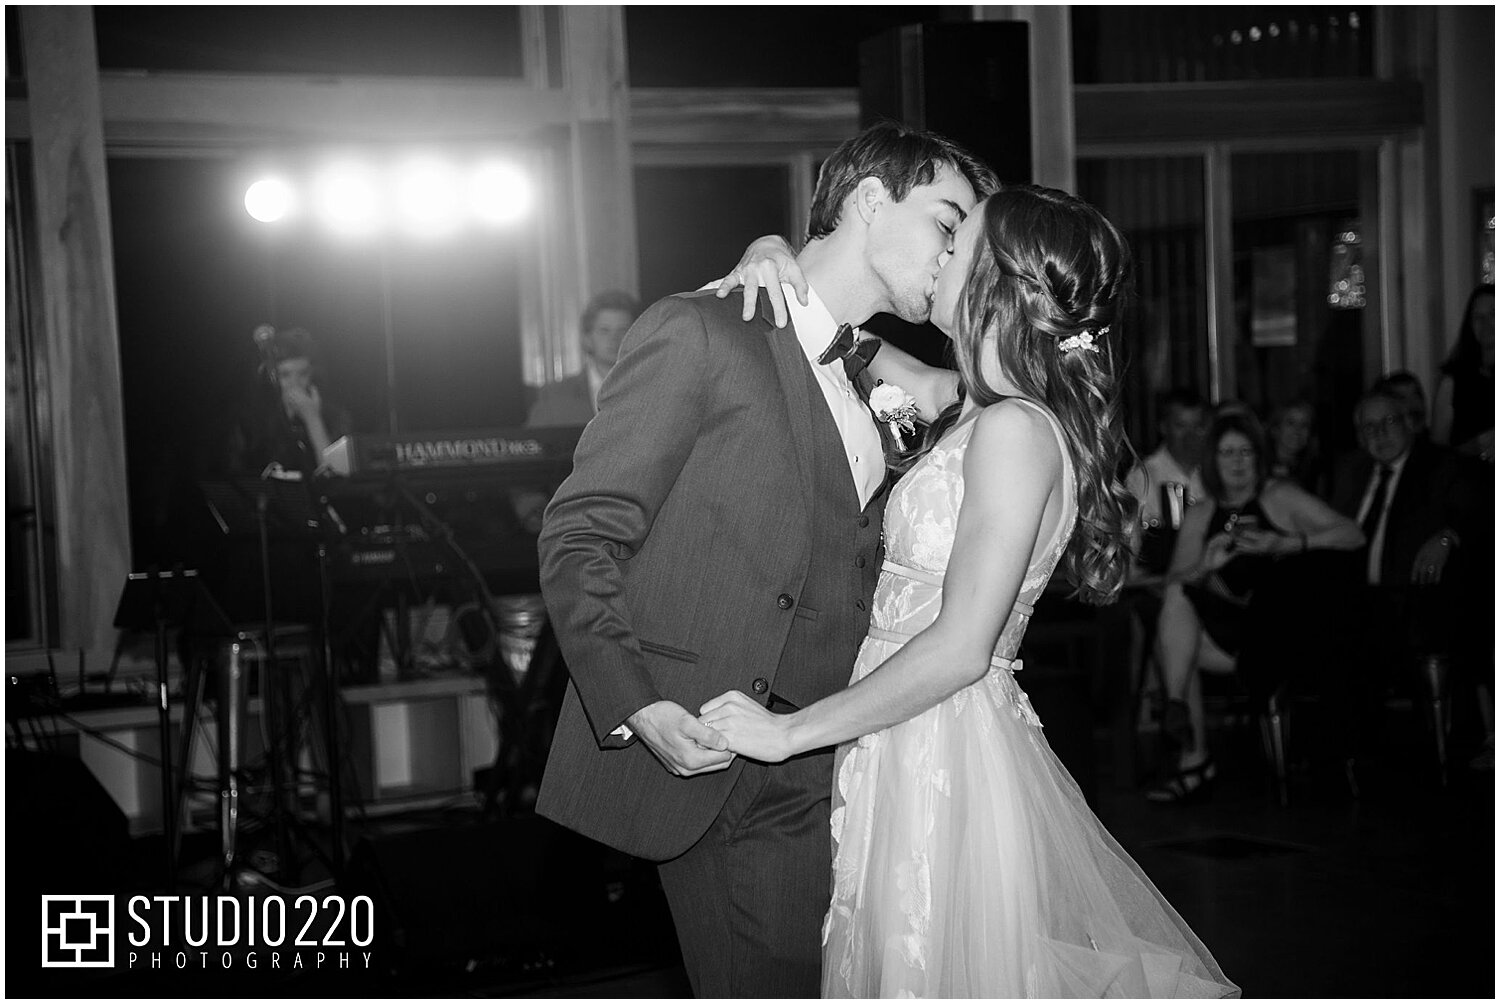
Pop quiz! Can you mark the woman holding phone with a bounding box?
[1150,410,1364,802]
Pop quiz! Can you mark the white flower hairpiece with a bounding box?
[868,381,919,448]
[1059,325,1109,355]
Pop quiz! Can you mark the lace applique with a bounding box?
[895,852,932,969]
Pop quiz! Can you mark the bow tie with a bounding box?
[817,323,881,377]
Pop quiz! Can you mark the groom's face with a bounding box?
[865,163,977,324]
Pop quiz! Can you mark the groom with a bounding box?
[536,123,995,997]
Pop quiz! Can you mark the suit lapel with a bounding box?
[761,295,819,517]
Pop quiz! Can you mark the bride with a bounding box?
[700,185,1239,998]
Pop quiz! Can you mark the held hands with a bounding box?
[1410,532,1454,586]
[699,690,794,764]
[1199,532,1237,573]
[627,700,735,777]
[1231,527,1296,557]
[712,235,807,328]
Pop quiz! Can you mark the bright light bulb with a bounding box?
[394,157,462,237]
[244,179,293,223]
[470,161,532,226]
[312,162,383,236]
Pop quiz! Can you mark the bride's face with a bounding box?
[930,199,987,337]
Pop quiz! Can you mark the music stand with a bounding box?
[200,476,345,882]
[112,567,232,890]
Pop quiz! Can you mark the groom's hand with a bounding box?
[626,700,735,777]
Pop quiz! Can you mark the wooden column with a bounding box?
[974,5,1078,192]
[528,6,637,385]
[18,7,130,665]
[563,6,638,301]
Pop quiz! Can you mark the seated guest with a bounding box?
[1375,370,1432,443]
[526,290,641,427]
[1328,387,1490,759]
[1125,387,1209,577]
[1149,411,1364,802]
[1267,399,1325,495]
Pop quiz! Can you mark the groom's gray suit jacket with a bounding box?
[535,289,885,861]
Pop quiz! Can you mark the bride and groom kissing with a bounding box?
[534,123,1238,999]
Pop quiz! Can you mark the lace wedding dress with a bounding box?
[823,399,1239,999]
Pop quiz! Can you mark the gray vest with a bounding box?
[770,364,888,708]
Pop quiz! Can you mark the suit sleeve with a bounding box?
[537,297,713,745]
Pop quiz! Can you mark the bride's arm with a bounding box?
[700,401,1059,760]
[710,235,960,421]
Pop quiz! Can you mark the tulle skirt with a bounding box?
[822,633,1240,999]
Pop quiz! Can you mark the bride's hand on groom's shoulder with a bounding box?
[627,700,736,777]
[699,691,793,764]
[713,235,807,327]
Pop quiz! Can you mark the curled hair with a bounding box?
[807,121,999,241]
[918,186,1137,605]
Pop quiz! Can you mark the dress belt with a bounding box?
[870,559,1030,672]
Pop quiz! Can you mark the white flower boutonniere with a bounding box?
[868,382,919,448]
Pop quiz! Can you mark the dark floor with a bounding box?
[8,706,1495,999]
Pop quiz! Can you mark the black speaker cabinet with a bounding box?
[859,21,1033,187]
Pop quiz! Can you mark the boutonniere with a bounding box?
[868,381,919,448]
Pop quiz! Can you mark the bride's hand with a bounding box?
[699,690,794,764]
[712,235,807,328]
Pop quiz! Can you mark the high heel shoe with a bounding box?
[1145,758,1217,804]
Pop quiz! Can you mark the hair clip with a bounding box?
[1059,326,1107,355]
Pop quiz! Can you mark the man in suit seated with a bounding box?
[526,290,641,427]
[1328,386,1489,763]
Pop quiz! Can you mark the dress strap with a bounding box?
[881,558,1035,618]
[866,625,1022,673]
[881,558,943,587]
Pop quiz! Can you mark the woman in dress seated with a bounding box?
[1149,410,1364,802]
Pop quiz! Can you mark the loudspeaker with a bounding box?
[859,21,1032,187]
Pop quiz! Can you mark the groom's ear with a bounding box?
[853,176,888,225]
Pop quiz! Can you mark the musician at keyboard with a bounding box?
[526,290,640,428]
[227,325,352,480]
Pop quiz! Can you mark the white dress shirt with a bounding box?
[585,359,607,414]
[1126,445,1205,528]
[1355,451,1409,584]
[783,284,885,509]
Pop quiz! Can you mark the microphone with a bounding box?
[252,324,276,351]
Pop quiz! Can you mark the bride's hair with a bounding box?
[917,185,1137,605]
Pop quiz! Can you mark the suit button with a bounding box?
[857,515,870,528]
[777,593,793,610]
[752,678,769,694]
[855,555,866,568]
[855,599,866,611]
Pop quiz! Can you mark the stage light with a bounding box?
[312,162,383,236]
[394,157,462,237]
[244,179,293,223]
[470,161,532,226]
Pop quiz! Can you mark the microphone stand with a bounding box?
[251,334,325,884]
[391,482,526,810]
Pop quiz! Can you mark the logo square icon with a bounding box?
[42,895,114,968]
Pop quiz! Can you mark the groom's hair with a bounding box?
[806,122,998,241]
